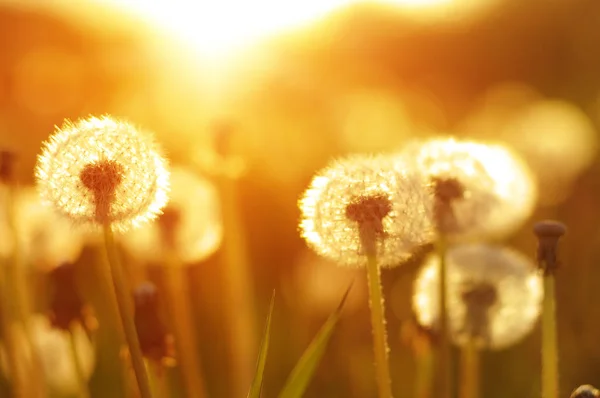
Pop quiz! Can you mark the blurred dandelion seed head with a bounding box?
[462,88,597,205]
[35,115,170,232]
[299,154,433,267]
[571,385,600,398]
[0,187,84,268]
[122,167,222,264]
[413,244,543,350]
[402,137,536,240]
[1,316,94,395]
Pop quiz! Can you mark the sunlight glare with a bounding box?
[103,0,468,57]
[103,0,353,57]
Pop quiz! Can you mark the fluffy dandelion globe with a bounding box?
[299,154,433,267]
[121,167,223,264]
[412,244,543,350]
[35,115,170,232]
[0,187,84,269]
[401,138,536,240]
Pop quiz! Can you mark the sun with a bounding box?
[101,0,352,58]
[100,0,466,58]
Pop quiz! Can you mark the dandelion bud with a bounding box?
[35,115,170,232]
[533,220,567,275]
[48,262,94,332]
[0,150,16,183]
[133,282,175,366]
[571,385,600,398]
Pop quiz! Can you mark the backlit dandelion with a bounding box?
[35,115,165,397]
[122,167,222,264]
[299,154,433,268]
[413,244,543,350]
[402,137,536,240]
[35,115,170,232]
[300,154,432,397]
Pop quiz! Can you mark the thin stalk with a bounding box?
[217,175,256,397]
[146,361,169,398]
[414,336,434,398]
[102,223,153,398]
[459,340,479,398]
[0,258,28,397]
[542,275,558,398]
[436,237,452,398]
[365,254,393,398]
[68,324,91,398]
[163,252,208,398]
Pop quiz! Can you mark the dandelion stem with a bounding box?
[436,237,452,398]
[163,253,208,398]
[0,258,28,397]
[69,323,91,398]
[542,275,558,398]
[146,360,169,398]
[459,340,479,398]
[414,335,434,398]
[217,175,256,397]
[366,253,393,398]
[102,223,153,398]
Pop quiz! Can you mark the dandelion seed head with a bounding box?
[299,154,433,267]
[0,187,84,268]
[1,316,94,395]
[412,244,543,350]
[571,385,600,398]
[35,116,170,232]
[122,167,222,264]
[402,138,536,240]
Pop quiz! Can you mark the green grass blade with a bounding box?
[278,284,352,398]
[247,291,276,398]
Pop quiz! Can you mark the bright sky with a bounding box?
[103,0,457,57]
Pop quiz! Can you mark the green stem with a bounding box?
[459,340,479,398]
[69,324,91,398]
[163,254,208,398]
[102,224,153,398]
[436,237,452,398]
[365,254,393,398]
[217,175,256,397]
[542,275,558,398]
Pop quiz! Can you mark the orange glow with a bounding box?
[101,0,472,57]
[101,0,352,57]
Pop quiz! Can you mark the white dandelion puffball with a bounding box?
[1,316,95,395]
[413,244,543,350]
[0,186,84,269]
[299,154,433,267]
[35,115,170,232]
[121,167,223,264]
[402,137,537,240]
